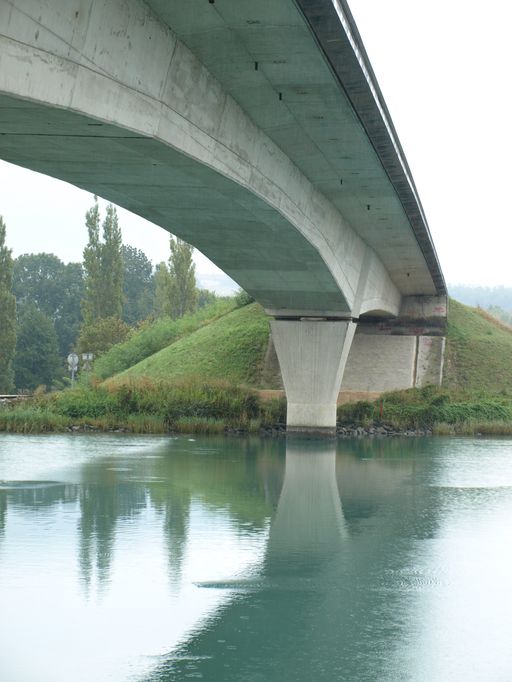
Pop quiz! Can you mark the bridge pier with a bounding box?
[271,319,356,435]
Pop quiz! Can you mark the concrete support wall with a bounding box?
[415,336,445,387]
[341,335,417,393]
[341,331,445,393]
[271,320,356,434]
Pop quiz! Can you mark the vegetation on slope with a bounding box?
[108,297,512,395]
[108,303,270,388]
[91,298,237,381]
[338,384,512,433]
[443,299,512,392]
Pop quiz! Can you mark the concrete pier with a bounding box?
[271,320,356,434]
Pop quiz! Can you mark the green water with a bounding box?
[1,434,512,681]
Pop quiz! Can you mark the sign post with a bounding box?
[67,353,79,385]
[81,352,94,372]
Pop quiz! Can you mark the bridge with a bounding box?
[0,0,446,433]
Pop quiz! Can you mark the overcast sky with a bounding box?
[1,0,510,289]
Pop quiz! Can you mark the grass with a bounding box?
[0,377,286,434]
[443,299,512,392]
[171,416,263,435]
[108,303,271,388]
[8,383,512,435]
[433,421,512,436]
[338,385,512,431]
[51,377,262,421]
[105,297,512,397]
[0,406,70,433]
[0,404,169,434]
[91,298,237,381]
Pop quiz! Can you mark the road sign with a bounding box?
[81,352,94,372]
[67,353,79,370]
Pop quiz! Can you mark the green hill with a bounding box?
[443,299,512,392]
[92,298,237,381]
[108,303,271,388]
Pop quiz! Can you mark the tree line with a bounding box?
[0,199,218,392]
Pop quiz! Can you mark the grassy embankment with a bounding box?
[91,298,238,381]
[0,303,285,434]
[4,298,512,435]
[106,300,271,387]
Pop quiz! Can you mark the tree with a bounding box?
[12,253,84,355]
[235,287,255,307]
[121,244,154,325]
[100,204,123,319]
[82,198,123,323]
[168,236,197,319]
[13,304,60,390]
[197,288,218,309]
[76,316,130,357]
[82,197,101,324]
[153,261,172,318]
[0,216,16,393]
[55,262,85,355]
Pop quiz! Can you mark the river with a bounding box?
[1,433,512,681]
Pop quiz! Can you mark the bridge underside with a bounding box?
[0,94,350,314]
[0,0,447,433]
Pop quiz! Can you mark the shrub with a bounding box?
[235,288,255,307]
[47,387,119,418]
[338,400,374,423]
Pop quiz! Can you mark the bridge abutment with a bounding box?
[271,319,356,435]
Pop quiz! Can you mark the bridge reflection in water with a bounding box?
[0,435,432,681]
[150,439,419,682]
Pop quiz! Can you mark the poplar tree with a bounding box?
[0,216,16,392]
[82,197,101,324]
[80,199,124,356]
[81,199,123,322]
[168,236,197,319]
[153,261,173,318]
[121,245,154,324]
[100,204,123,319]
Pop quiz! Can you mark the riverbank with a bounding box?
[3,380,512,436]
[0,378,284,435]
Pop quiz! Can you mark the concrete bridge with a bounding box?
[0,0,446,433]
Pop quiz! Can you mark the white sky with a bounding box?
[0,0,510,289]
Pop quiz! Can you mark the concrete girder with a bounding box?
[0,0,401,318]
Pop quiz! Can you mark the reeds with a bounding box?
[0,377,285,435]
